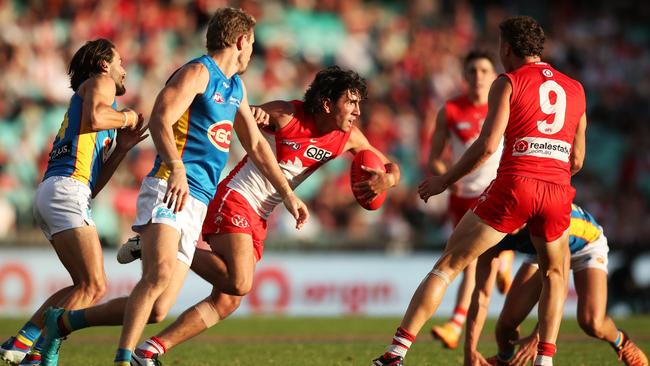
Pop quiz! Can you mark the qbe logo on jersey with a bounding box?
[207,121,233,152]
[304,145,332,162]
[512,137,571,162]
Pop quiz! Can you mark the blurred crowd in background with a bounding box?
[0,0,648,254]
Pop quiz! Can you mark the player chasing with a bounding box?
[372,16,587,366]
[103,65,401,364]
[0,39,147,366]
[463,203,649,366]
[37,8,308,366]
[427,50,514,350]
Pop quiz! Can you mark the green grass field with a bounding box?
[1,316,649,365]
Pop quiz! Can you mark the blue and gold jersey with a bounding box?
[43,93,116,190]
[148,55,243,205]
[498,203,602,255]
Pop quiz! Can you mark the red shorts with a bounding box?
[202,186,267,261]
[448,194,479,227]
[473,175,575,242]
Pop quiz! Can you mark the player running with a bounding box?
[464,203,648,366]
[0,39,147,366]
[372,16,587,366]
[104,66,400,364]
[38,8,308,366]
[428,50,514,350]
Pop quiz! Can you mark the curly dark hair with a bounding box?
[206,8,256,52]
[303,66,368,115]
[464,49,496,69]
[499,16,545,58]
[68,39,115,91]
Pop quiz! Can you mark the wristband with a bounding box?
[121,111,129,129]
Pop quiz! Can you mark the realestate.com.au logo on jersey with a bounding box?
[512,137,571,162]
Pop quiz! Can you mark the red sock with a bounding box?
[449,306,467,333]
[135,336,167,358]
[383,327,416,359]
[534,342,556,366]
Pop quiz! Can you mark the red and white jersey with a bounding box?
[223,101,351,219]
[445,95,503,197]
[498,62,586,185]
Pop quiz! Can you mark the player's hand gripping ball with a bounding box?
[350,150,387,210]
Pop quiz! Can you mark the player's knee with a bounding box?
[223,276,253,296]
[149,303,171,323]
[578,312,604,338]
[142,265,174,291]
[78,278,107,304]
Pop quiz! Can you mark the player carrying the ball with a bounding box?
[113,65,400,364]
[372,16,587,366]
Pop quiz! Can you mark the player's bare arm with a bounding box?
[80,75,138,131]
[510,324,540,366]
[428,107,450,175]
[149,62,209,213]
[418,77,511,202]
[92,119,149,198]
[570,113,587,176]
[234,87,309,229]
[345,125,400,201]
[252,100,296,130]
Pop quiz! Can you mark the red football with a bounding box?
[350,150,387,210]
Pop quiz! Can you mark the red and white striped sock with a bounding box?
[383,327,416,359]
[534,342,556,366]
[135,337,167,359]
[449,307,467,334]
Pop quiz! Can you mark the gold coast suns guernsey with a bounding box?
[43,94,116,190]
[148,55,243,205]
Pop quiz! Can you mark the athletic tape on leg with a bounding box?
[194,299,220,328]
[428,269,451,285]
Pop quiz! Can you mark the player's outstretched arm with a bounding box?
[570,113,587,176]
[148,63,208,213]
[344,125,400,202]
[81,75,138,131]
[510,324,540,366]
[92,115,149,197]
[418,77,510,202]
[464,247,502,366]
[428,107,450,175]
[234,88,309,229]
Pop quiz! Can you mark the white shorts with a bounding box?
[523,233,609,274]
[33,176,94,240]
[132,177,207,266]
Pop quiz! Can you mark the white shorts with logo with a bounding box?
[33,176,94,240]
[523,233,609,274]
[132,177,207,266]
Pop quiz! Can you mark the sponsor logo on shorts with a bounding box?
[456,121,472,130]
[596,256,605,264]
[304,145,332,162]
[511,137,571,162]
[154,206,177,221]
[281,140,301,150]
[207,121,233,152]
[231,214,249,228]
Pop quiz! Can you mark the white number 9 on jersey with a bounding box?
[537,80,567,135]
